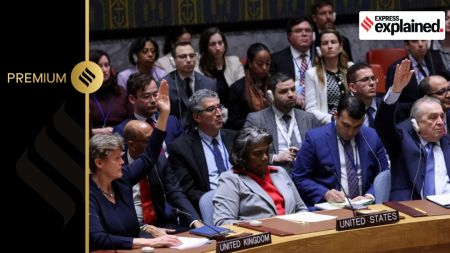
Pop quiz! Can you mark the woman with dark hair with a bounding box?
[89,81,181,250]
[226,43,272,130]
[156,27,196,73]
[213,127,307,226]
[198,27,244,107]
[118,36,166,88]
[304,29,352,124]
[90,49,133,135]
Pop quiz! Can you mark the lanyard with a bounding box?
[91,94,113,128]
[275,114,295,147]
[200,137,230,171]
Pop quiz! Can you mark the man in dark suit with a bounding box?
[418,75,450,134]
[347,63,383,128]
[244,73,321,171]
[310,0,353,61]
[270,17,315,109]
[168,89,236,211]
[386,40,444,122]
[375,60,450,200]
[159,42,216,132]
[123,120,202,233]
[292,96,389,208]
[113,73,183,153]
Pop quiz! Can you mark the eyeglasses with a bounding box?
[429,86,450,96]
[292,28,312,34]
[354,76,378,84]
[176,53,197,60]
[197,104,224,113]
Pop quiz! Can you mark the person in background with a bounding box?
[292,95,389,209]
[270,17,315,109]
[89,49,132,135]
[213,127,307,226]
[244,72,320,172]
[310,0,353,61]
[227,42,272,130]
[156,27,199,73]
[89,80,181,250]
[118,36,166,88]
[198,26,244,108]
[304,29,352,124]
[429,9,450,76]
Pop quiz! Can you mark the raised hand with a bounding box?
[392,59,414,93]
[157,79,170,114]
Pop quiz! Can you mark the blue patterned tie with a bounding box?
[367,107,375,128]
[423,143,436,196]
[212,138,227,174]
[343,140,360,198]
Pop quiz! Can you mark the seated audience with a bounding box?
[118,36,166,88]
[89,49,132,135]
[227,43,272,130]
[244,72,320,172]
[213,127,307,226]
[89,81,180,250]
[304,29,352,124]
[292,95,389,208]
[375,59,450,200]
[198,27,245,108]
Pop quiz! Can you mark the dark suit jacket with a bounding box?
[226,78,248,130]
[113,114,183,152]
[291,123,389,208]
[243,106,321,160]
[270,47,315,80]
[168,129,237,211]
[375,101,450,201]
[160,71,216,132]
[386,55,443,122]
[447,111,450,134]
[123,153,201,229]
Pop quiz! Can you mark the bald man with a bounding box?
[418,75,450,134]
[124,120,202,234]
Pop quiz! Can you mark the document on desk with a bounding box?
[315,198,373,210]
[277,212,336,222]
[427,194,450,208]
[170,236,210,250]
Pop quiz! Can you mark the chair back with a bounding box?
[366,48,408,75]
[199,189,217,226]
[374,170,391,204]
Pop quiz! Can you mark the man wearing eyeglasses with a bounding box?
[270,17,315,109]
[168,89,236,212]
[419,75,450,134]
[347,63,383,128]
[159,41,216,133]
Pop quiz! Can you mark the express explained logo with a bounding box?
[361,16,443,35]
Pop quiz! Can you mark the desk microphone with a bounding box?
[175,208,227,240]
[324,166,357,217]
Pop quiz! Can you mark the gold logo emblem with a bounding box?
[71,61,103,94]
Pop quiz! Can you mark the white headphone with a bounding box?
[411,118,420,133]
[132,54,138,64]
[332,12,336,22]
[315,46,322,58]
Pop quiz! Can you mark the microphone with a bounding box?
[324,166,357,217]
[176,209,228,240]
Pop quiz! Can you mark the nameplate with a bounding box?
[216,232,272,253]
[336,210,400,231]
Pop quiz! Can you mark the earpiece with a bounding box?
[315,46,322,58]
[332,12,336,22]
[133,54,138,64]
[411,118,420,133]
[169,56,175,67]
[426,40,431,50]
[266,90,274,103]
[312,32,316,42]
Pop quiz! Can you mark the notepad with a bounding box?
[170,236,210,250]
[427,194,450,209]
[277,212,336,222]
[189,226,231,238]
[314,198,374,210]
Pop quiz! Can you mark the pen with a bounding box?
[414,207,427,214]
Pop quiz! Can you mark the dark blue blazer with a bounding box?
[375,101,450,201]
[291,123,389,208]
[113,114,183,152]
[123,153,201,229]
[89,129,166,250]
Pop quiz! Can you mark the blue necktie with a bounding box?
[212,138,227,174]
[343,140,360,198]
[423,143,436,196]
[367,107,375,128]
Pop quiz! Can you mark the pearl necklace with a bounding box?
[101,189,115,198]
